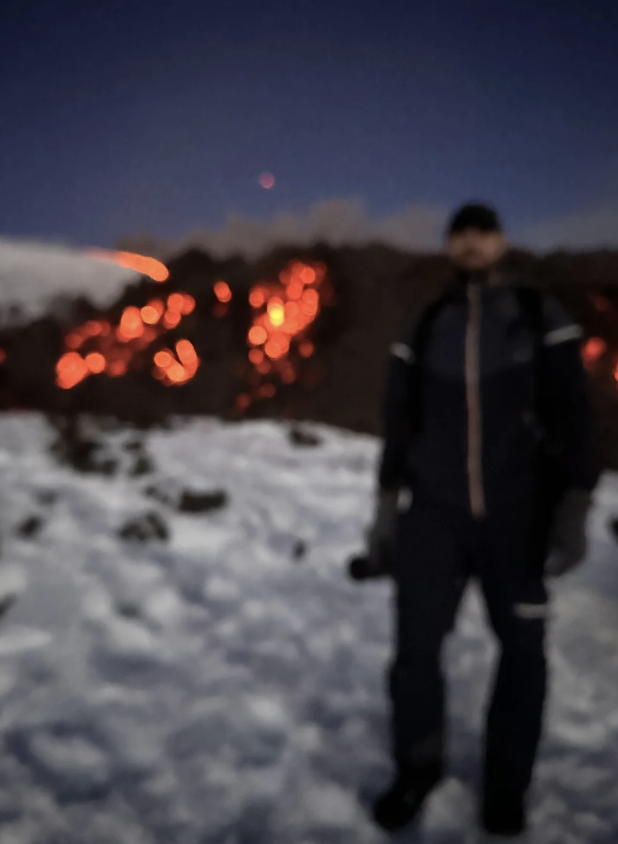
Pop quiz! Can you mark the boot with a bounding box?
[481,785,527,837]
[372,761,441,833]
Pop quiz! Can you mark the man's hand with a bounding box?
[545,488,592,577]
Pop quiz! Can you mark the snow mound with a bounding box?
[0,412,615,843]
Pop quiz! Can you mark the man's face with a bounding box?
[446,229,507,271]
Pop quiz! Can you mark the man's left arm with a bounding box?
[539,297,601,575]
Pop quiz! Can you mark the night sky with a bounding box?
[1,0,617,248]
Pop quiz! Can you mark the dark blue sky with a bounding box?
[1,0,617,247]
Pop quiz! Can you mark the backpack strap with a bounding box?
[511,285,549,439]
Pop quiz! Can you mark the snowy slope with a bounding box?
[0,239,140,322]
[0,414,616,844]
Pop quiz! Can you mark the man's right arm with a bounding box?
[378,339,416,491]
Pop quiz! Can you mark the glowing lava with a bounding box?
[244,259,333,405]
[88,249,169,282]
[56,285,206,390]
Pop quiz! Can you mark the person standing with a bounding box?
[369,203,599,837]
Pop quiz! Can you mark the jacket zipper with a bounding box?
[465,283,486,518]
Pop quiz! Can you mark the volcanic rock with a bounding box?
[177,489,228,514]
[118,511,169,542]
[130,454,155,476]
[289,426,322,448]
[17,515,44,538]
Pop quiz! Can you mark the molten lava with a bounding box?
[88,249,169,282]
[244,259,333,404]
[153,339,199,386]
[56,282,210,390]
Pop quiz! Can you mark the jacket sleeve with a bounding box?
[538,296,601,492]
[378,339,416,490]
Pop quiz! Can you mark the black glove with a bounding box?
[367,488,399,561]
[544,488,592,577]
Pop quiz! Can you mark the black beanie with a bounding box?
[447,202,503,236]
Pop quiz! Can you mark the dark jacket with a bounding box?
[378,276,600,518]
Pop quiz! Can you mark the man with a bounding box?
[369,203,599,837]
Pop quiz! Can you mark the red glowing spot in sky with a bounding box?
[0,349,6,364]
[259,172,275,189]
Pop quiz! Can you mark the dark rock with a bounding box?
[143,485,173,505]
[116,602,141,619]
[177,489,228,514]
[0,592,17,621]
[68,440,101,472]
[123,439,144,453]
[289,426,322,448]
[98,459,118,476]
[130,455,155,476]
[118,511,169,542]
[292,539,307,561]
[609,517,618,540]
[17,515,44,538]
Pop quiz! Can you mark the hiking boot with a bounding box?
[481,786,526,837]
[372,763,441,833]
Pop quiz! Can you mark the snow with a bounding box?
[0,412,616,843]
[0,238,140,323]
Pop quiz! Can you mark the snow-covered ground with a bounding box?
[0,413,616,844]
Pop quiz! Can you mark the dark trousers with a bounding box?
[389,493,548,797]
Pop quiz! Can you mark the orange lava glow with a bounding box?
[56,352,89,390]
[214,281,232,303]
[56,287,201,389]
[88,249,169,282]
[582,337,606,370]
[236,393,251,410]
[163,309,182,329]
[85,352,106,374]
[0,349,6,364]
[244,259,331,402]
[141,300,165,324]
[152,339,200,386]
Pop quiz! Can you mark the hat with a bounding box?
[447,202,503,236]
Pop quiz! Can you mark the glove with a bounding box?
[367,488,400,564]
[544,488,592,577]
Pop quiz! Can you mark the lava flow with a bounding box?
[236,259,334,409]
[88,249,170,283]
[56,289,200,389]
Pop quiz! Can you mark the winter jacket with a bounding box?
[378,276,600,518]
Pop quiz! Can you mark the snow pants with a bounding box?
[389,493,548,797]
